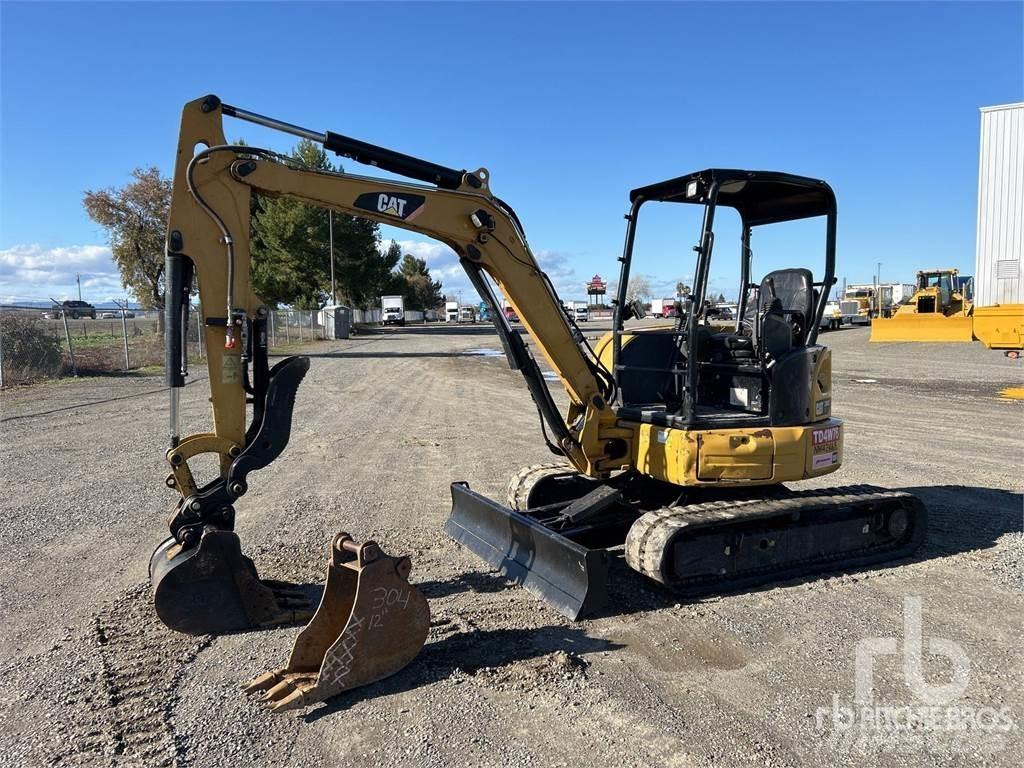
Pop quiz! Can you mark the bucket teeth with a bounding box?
[241,669,283,694]
[264,580,308,597]
[260,679,297,702]
[267,689,307,713]
[275,593,313,609]
[244,533,430,713]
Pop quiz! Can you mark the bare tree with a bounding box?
[675,281,691,299]
[626,275,653,306]
[83,168,171,331]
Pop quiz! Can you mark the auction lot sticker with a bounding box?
[811,424,840,469]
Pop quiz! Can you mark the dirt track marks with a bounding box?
[43,584,211,767]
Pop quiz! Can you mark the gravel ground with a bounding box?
[0,323,1021,768]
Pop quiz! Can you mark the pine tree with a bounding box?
[396,253,444,310]
[250,140,387,309]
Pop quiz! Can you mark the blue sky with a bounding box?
[1,1,1021,304]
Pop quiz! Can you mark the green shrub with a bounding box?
[0,312,64,382]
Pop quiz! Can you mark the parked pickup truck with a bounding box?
[43,300,96,320]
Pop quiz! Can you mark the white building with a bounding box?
[975,103,1023,307]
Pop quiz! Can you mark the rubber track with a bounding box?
[506,463,575,510]
[624,485,925,591]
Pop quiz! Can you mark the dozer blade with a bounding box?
[870,314,974,343]
[150,526,313,635]
[243,533,430,713]
[444,481,609,621]
[972,304,1024,351]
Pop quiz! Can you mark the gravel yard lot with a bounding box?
[1,323,1021,768]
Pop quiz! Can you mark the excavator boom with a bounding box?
[152,95,621,670]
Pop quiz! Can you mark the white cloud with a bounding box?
[534,249,584,300]
[378,238,468,299]
[0,243,125,303]
[373,233,709,312]
[381,239,462,279]
[378,238,591,304]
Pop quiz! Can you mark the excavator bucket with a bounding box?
[243,533,430,713]
[150,526,313,635]
[870,314,974,343]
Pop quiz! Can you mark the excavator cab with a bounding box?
[449,169,923,619]
[611,170,836,428]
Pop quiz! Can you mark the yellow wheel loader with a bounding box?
[152,96,926,707]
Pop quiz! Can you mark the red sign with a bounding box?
[586,275,607,293]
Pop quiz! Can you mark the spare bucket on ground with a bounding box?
[243,533,430,712]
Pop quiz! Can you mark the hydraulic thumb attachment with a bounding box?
[243,533,430,713]
[151,355,312,634]
[153,245,316,633]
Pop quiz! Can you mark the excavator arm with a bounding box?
[230,156,619,463]
[164,95,620,483]
[152,95,626,636]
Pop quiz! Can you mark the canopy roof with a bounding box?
[629,169,835,226]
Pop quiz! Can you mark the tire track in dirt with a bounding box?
[47,584,212,767]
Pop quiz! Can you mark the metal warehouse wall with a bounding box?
[975,103,1023,306]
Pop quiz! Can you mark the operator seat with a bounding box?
[756,268,815,355]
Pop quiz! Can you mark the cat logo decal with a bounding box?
[353,192,425,221]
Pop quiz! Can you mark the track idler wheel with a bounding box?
[506,463,598,510]
[150,526,313,635]
[243,533,430,713]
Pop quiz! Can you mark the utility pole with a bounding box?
[116,299,130,371]
[77,273,82,301]
[876,261,883,317]
[329,209,337,305]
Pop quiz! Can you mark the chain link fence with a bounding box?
[266,309,324,349]
[0,306,325,386]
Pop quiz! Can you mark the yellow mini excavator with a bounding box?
[152,97,926,705]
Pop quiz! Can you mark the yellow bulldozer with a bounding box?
[870,268,974,342]
[871,268,1024,354]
